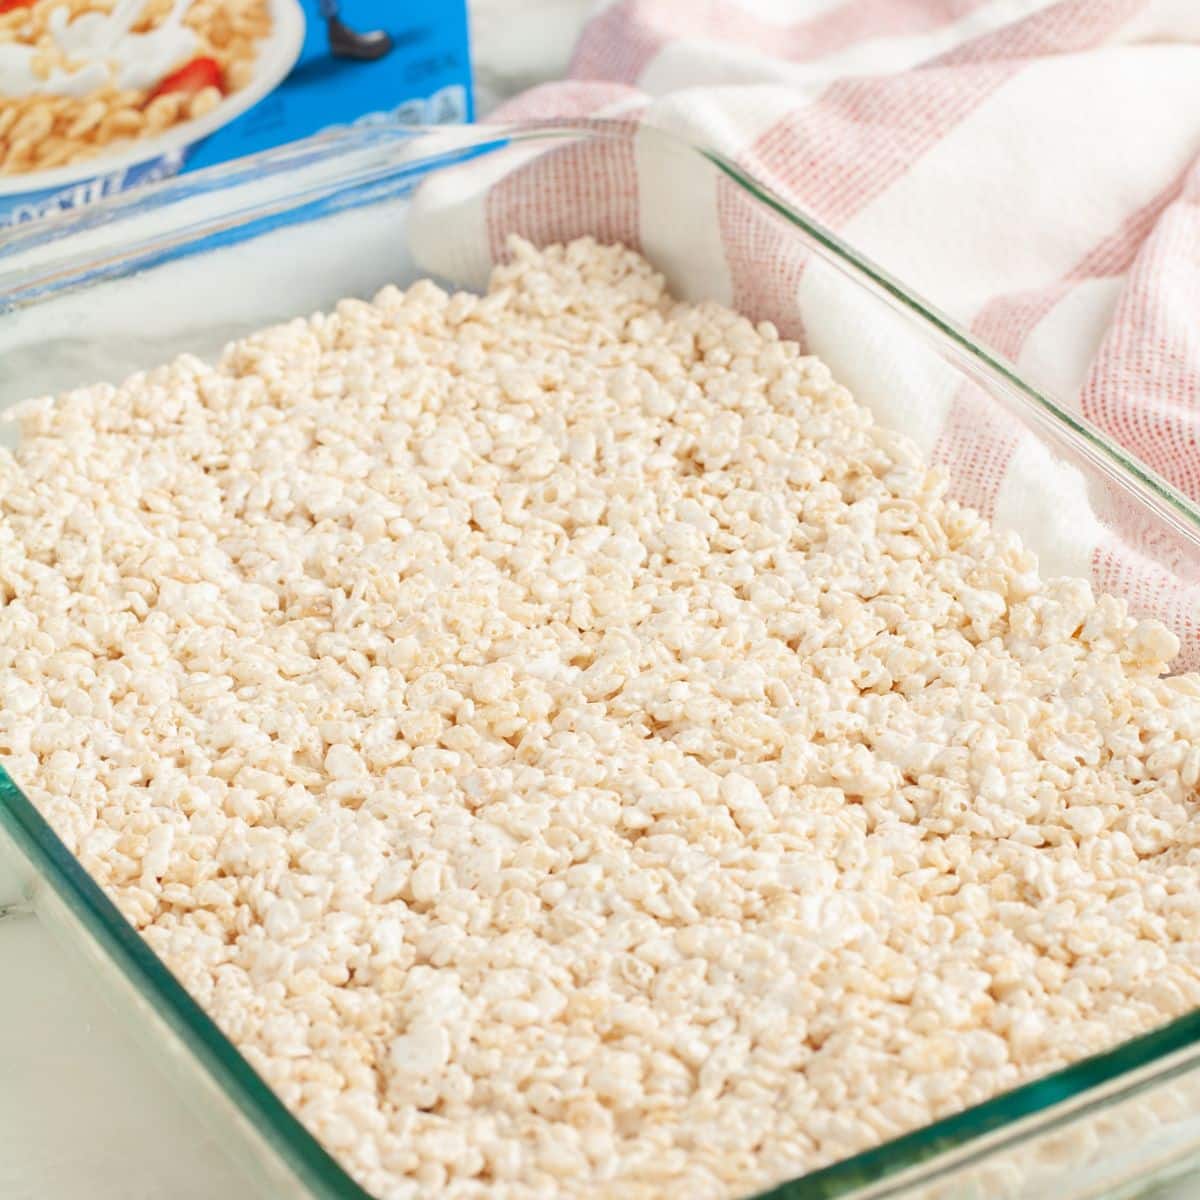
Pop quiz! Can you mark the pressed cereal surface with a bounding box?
[2,240,1200,1199]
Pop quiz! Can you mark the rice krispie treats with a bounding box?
[2,239,1199,1198]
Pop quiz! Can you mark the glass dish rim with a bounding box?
[1,118,1199,1199]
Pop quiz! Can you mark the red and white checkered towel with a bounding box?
[413,0,1200,663]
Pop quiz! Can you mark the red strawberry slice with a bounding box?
[0,0,37,14]
[148,55,224,102]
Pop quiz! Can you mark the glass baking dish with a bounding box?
[2,121,1200,1200]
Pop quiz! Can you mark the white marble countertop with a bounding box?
[0,5,590,1196]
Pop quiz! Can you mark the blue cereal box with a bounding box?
[0,0,472,226]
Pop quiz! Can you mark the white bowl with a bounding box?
[0,0,306,197]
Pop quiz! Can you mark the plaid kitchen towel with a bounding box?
[412,0,1200,663]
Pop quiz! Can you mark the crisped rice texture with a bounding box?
[3,239,1200,1200]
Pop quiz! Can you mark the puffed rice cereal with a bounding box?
[2,238,1200,1199]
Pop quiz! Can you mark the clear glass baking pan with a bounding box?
[2,121,1200,1200]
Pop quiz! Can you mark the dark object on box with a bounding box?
[317,0,393,61]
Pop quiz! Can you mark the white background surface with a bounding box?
[0,3,591,1196]
[0,910,258,1200]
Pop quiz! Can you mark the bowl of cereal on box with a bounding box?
[0,0,304,190]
